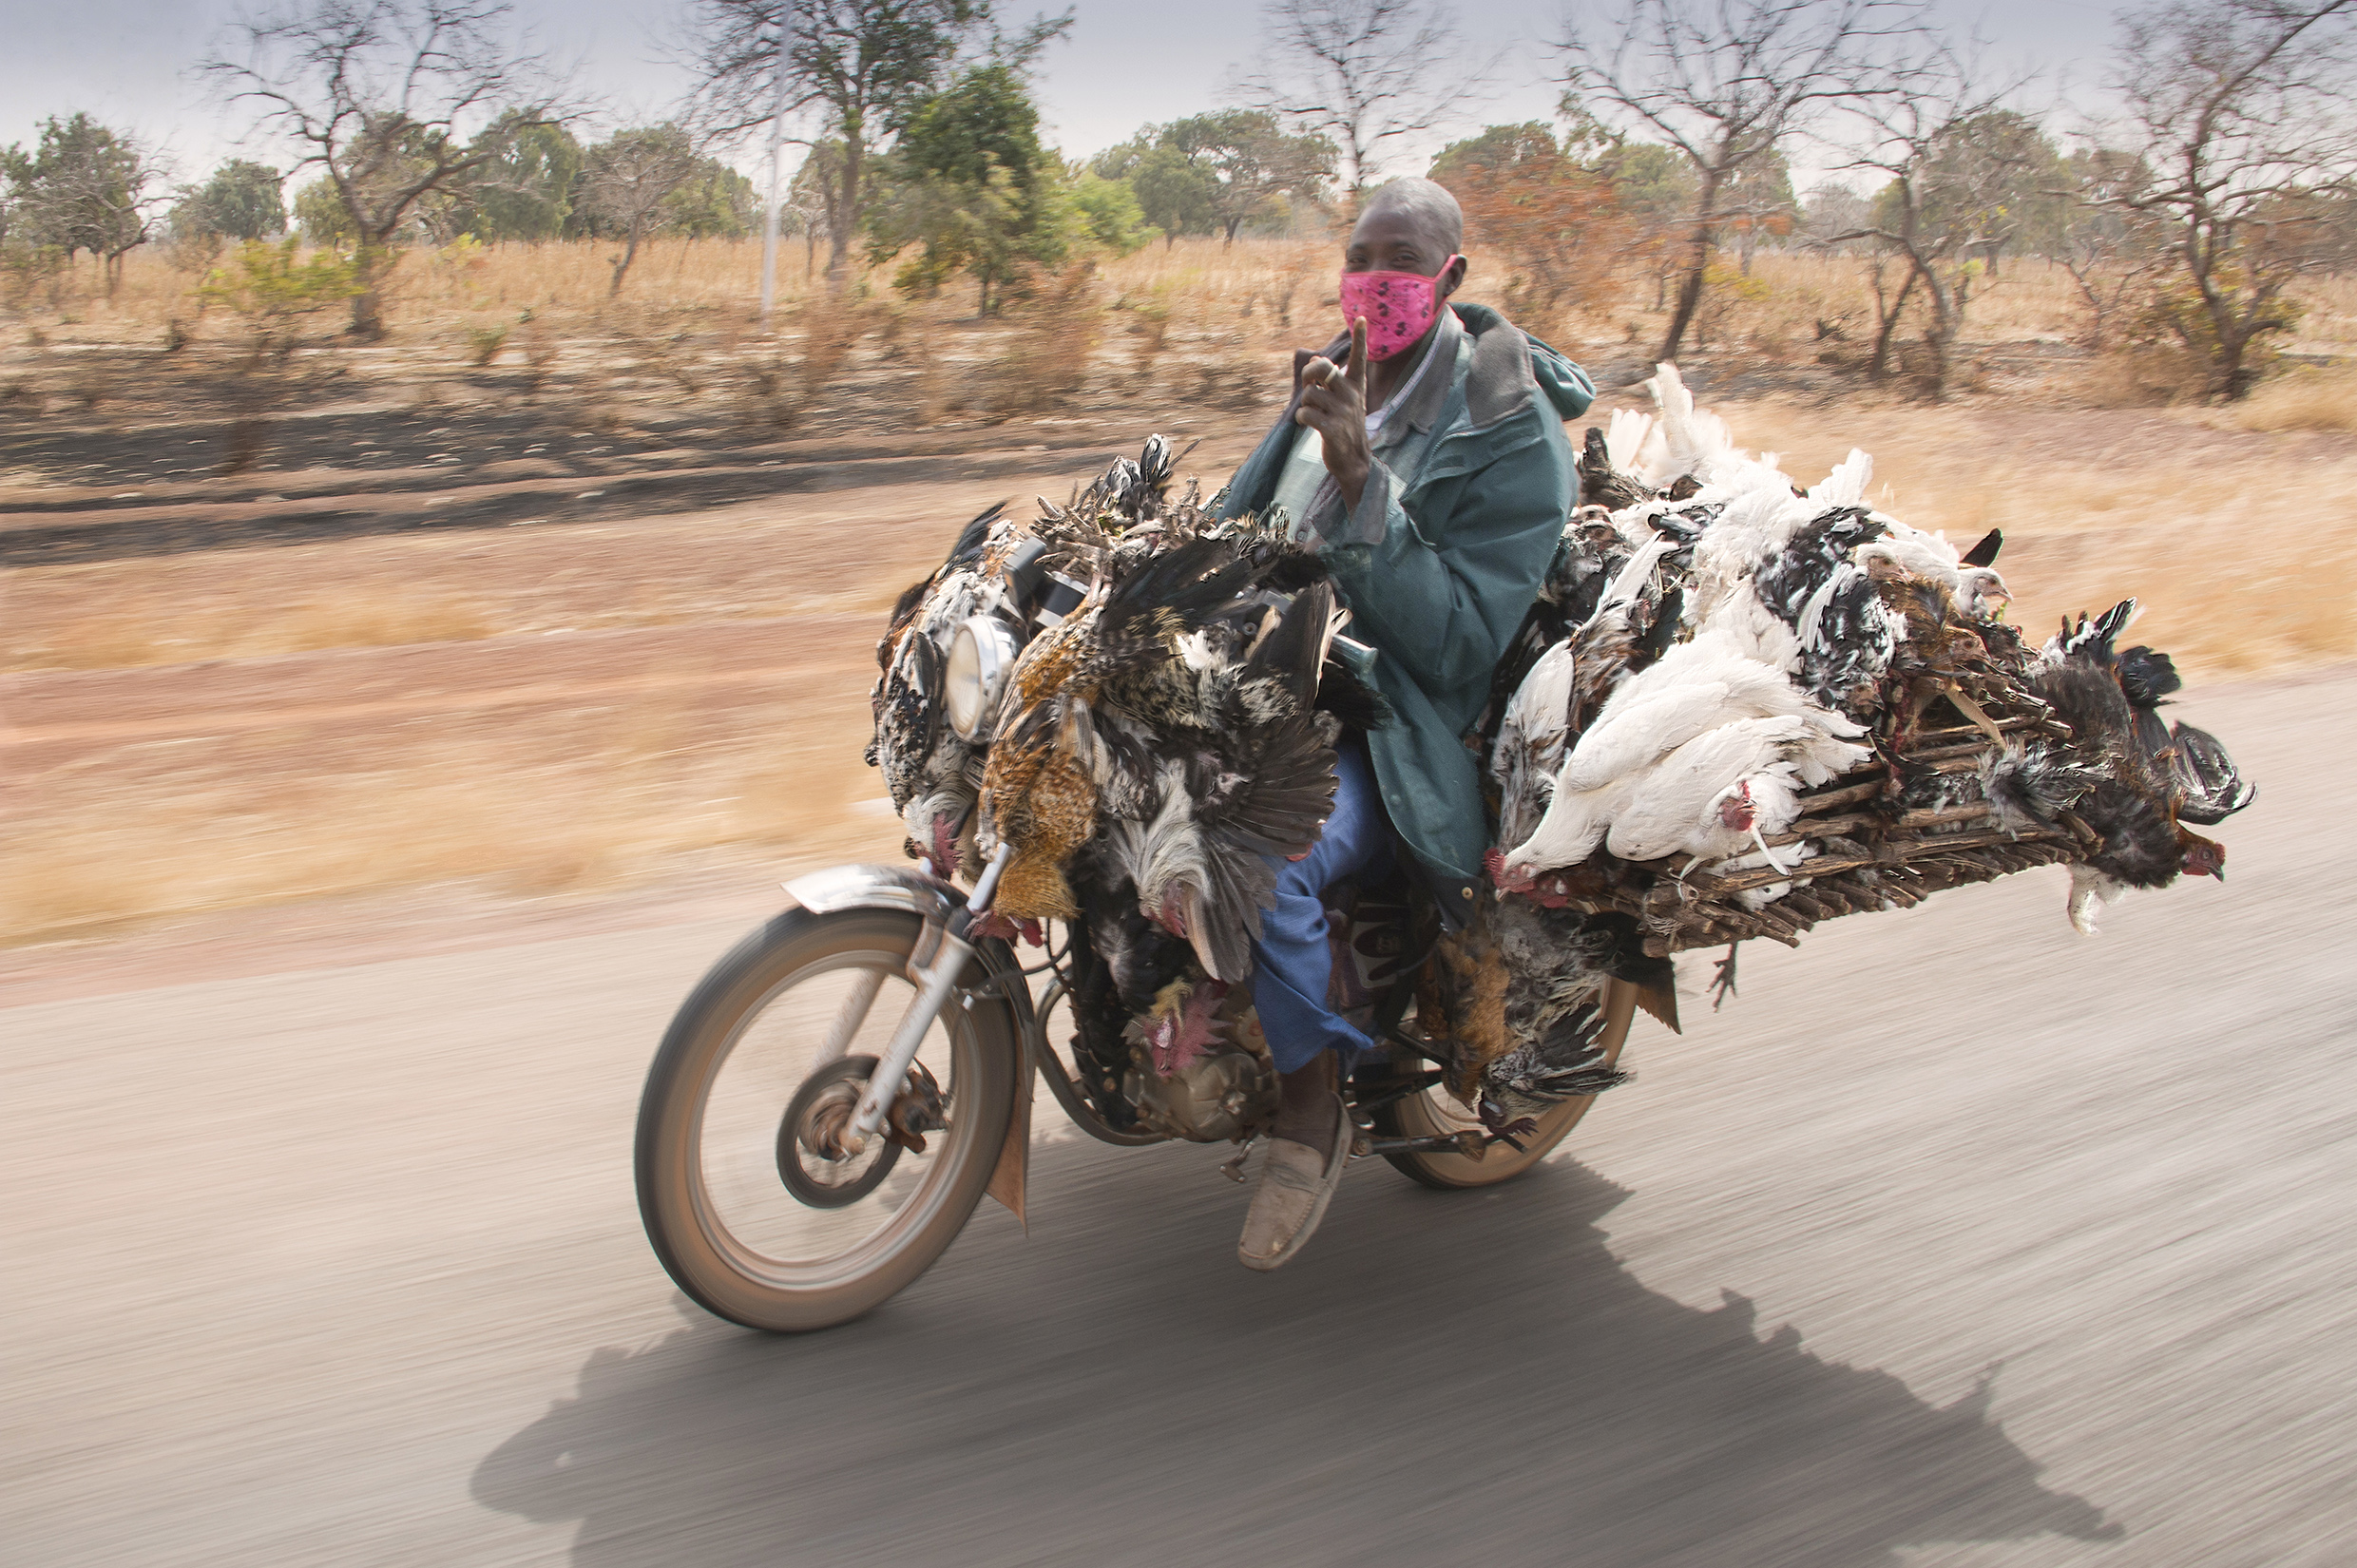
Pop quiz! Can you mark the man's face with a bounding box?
[1343,207,1462,296]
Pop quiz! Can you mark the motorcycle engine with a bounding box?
[1119,984,1277,1143]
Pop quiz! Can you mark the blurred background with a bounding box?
[5,0,2354,1563]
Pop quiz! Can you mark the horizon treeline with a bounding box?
[4,0,2353,400]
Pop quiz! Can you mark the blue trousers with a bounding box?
[1250,739,1396,1075]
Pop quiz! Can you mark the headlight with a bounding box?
[945,616,1019,741]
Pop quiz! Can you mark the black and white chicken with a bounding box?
[2034,600,2254,931]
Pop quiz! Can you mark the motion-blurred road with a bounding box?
[7,670,2353,1568]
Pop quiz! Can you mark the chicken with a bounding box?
[2100,638,2258,826]
[947,444,1379,986]
[1491,640,1577,852]
[1577,425,1652,512]
[1750,506,1897,715]
[1109,604,1345,979]
[1499,627,1867,882]
[2029,599,2254,932]
[867,503,1023,869]
[1420,898,1655,1127]
[1600,715,1854,865]
[1632,362,1743,490]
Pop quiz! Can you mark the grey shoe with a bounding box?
[1236,1093,1351,1272]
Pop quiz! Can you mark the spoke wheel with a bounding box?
[1369,978,1639,1190]
[636,908,1017,1332]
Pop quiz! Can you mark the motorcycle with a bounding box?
[634,839,1641,1332]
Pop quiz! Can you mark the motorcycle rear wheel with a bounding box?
[1370,978,1639,1190]
[635,907,1017,1332]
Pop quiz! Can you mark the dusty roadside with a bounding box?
[8,389,2351,958]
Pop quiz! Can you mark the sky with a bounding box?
[0,0,2130,193]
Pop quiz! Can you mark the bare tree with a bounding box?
[1236,0,1490,198]
[1559,0,1927,362]
[1825,39,2040,395]
[2055,147,2158,349]
[680,1,1067,284]
[785,139,851,275]
[201,0,568,338]
[580,124,707,295]
[2102,0,2357,398]
[1800,182,1873,249]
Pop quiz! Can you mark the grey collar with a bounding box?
[1371,306,1463,444]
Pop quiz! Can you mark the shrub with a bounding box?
[196,239,363,353]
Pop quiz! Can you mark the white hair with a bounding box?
[1359,178,1465,254]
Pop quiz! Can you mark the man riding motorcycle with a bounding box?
[1216,178,1597,1270]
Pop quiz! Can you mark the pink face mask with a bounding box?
[1338,256,1461,360]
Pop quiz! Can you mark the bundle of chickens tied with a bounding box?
[866,365,2256,1127]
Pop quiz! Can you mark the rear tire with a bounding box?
[635,908,1017,1331]
[1370,978,1639,1190]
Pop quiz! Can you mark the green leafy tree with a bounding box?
[682,0,1071,282]
[1159,110,1333,244]
[292,177,355,244]
[1912,108,2067,275]
[173,160,289,241]
[1068,170,1153,253]
[1,113,163,289]
[1128,146,1218,244]
[1094,135,1217,245]
[1428,122,1561,185]
[1601,139,1700,223]
[662,159,759,239]
[1094,112,1331,246]
[1086,133,1152,182]
[464,121,583,241]
[867,63,1066,313]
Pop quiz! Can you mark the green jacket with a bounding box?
[1219,302,1594,921]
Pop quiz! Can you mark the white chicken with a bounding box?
[1599,716,1843,864]
[1500,627,1868,882]
[1632,362,1744,490]
[1491,639,1577,851]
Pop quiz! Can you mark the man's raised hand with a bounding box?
[1293,316,1372,513]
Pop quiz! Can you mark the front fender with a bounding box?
[781,862,1039,1223]
[782,862,961,924]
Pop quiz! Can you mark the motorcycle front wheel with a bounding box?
[1370,978,1639,1190]
[635,907,1017,1332]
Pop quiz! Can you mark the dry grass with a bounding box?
[6,583,497,671]
[2214,363,2357,433]
[1,477,996,674]
[0,688,886,942]
[14,235,2357,372]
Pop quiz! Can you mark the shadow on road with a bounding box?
[474,1142,2118,1567]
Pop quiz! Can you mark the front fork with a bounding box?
[840,842,1016,1152]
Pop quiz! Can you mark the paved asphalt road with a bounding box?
[7,671,2353,1568]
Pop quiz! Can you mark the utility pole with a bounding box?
[757,0,795,327]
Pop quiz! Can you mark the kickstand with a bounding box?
[1219,1134,1259,1183]
[1710,942,1741,1011]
